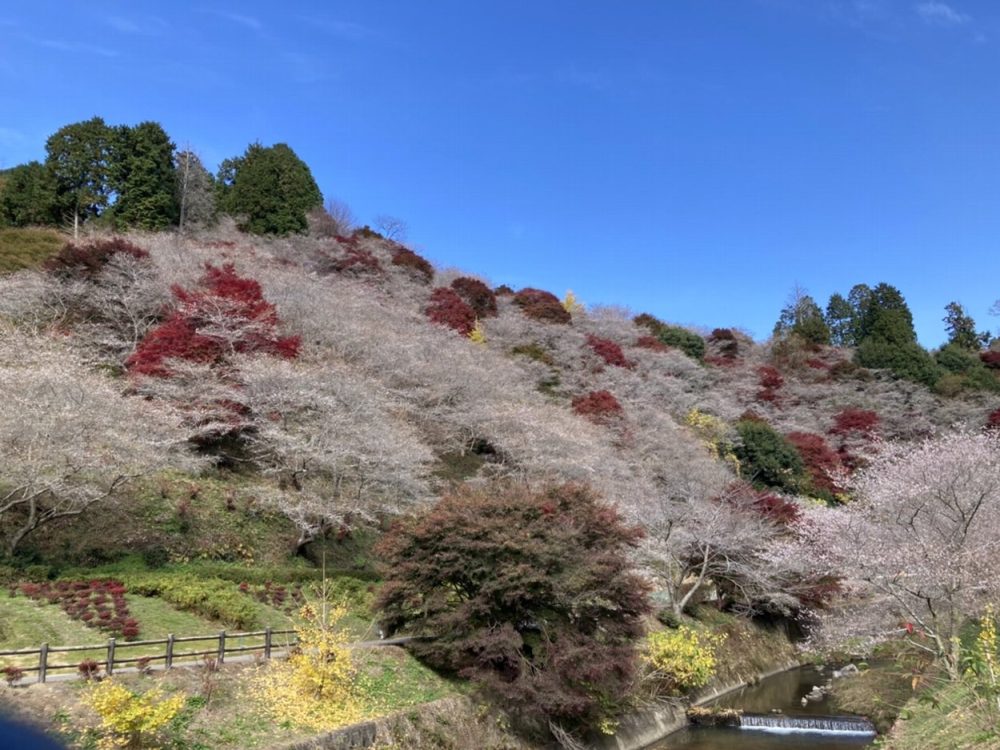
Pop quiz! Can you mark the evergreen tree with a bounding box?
[0,161,59,227]
[175,150,216,232]
[109,121,179,230]
[825,292,855,347]
[217,142,322,235]
[855,282,916,345]
[943,301,989,351]
[44,117,113,238]
[773,288,830,345]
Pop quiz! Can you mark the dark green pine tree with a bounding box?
[773,288,830,345]
[942,301,989,351]
[825,292,855,347]
[110,121,179,230]
[0,161,60,227]
[219,142,322,235]
[45,116,113,237]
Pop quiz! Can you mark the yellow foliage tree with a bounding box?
[561,290,583,315]
[87,679,186,749]
[468,319,487,345]
[644,626,725,697]
[251,602,362,731]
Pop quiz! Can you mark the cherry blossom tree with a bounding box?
[804,430,1000,678]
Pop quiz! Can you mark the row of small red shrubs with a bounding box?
[425,287,477,335]
[513,288,571,324]
[237,581,305,614]
[18,580,140,640]
[44,237,149,279]
[586,334,632,368]
[450,276,497,318]
[126,263,300,377]
[391,246,434,283]
[786,432,843,498]
[572,390,623,424]
[319,236,383,277]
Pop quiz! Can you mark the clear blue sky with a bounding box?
[2,1,998,346]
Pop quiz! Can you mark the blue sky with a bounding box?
[1,1,998,346]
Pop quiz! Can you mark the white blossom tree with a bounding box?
[803,430,1000,678]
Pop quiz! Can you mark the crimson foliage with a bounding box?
[319,237,382,276]
[635,335,669,352]
[726,483,802,526]
[786,431,843,499]
[375,483,651,735]
[829,408,880,437]
[513,288,571,324]
[987,408,1000,431]
[450,276,497,318]
[19,580,139,639]
[44,237,149,279]
[425,287,477,336]
[757,365,784,390]
[981,351,1000,370]
[586,334,632,368]
[390,246,434,283]
[127,263,299,377]
[572,390,623,424]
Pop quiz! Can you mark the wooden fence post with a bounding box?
[106,638,116,676]
[264,627,272,659]
[38,643,48,684]
[217,631,226,664]
[165,634,175,670]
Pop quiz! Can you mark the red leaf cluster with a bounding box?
[44,238,149,279]
[981,351,1000,370]
[635,335,669,352]
[127,263,300,377]
[786,431,843,497]
[450,277,497,318]
[18,580,140,640]
[572,390,623,424]
[586,334,632,368]
[512,288,571,324]
[391,247,434,283]
[829,408,880,437]
[727,484,802,525]
[425,287,477,336]
[987,407,1000,432]
[322,236,382,276]
[756,365,784,403]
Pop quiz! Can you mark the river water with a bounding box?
[647,666,876,750]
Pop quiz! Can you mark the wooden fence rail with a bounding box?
[0,627,298,683]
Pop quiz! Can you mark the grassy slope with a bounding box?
[0,227,64,273]
[882,679,1000,750]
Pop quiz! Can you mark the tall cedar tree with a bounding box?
[109,122,179,230]
[0,161,60,227]
[217,142,322,235]
[375,483,651,735]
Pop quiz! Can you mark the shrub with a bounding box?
[829,408,880,437]
[425,287,476,336]
[2,665,24,687]
[78,659,101,680]
[757,365,784,390]
[322,241,382,277]
[123,574,257,629]
[786,432,843,499]
[18,579,137,639]
[88,679,186,748]
[450,277,497,318]
[572,390,624,425]
[585,334,632,368]
[636,315,705,361]
[390,247,433,283]
[375,483,651,737]
[734,420,807,494]
[709,328,736,341]
[987,408,1000,432]
[512,288,571,324]
[494,284,515,296]
[855,337,942,386]
[644,627,724,697]
[44,237,149,279]
[635,335,669,352]
[981,351,1000,370]
[127,263,300,377]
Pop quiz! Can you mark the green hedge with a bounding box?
[120,574,258,630]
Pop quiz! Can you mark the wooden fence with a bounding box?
[0,627,297,683]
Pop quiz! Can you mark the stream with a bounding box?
[647,666,876,750]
